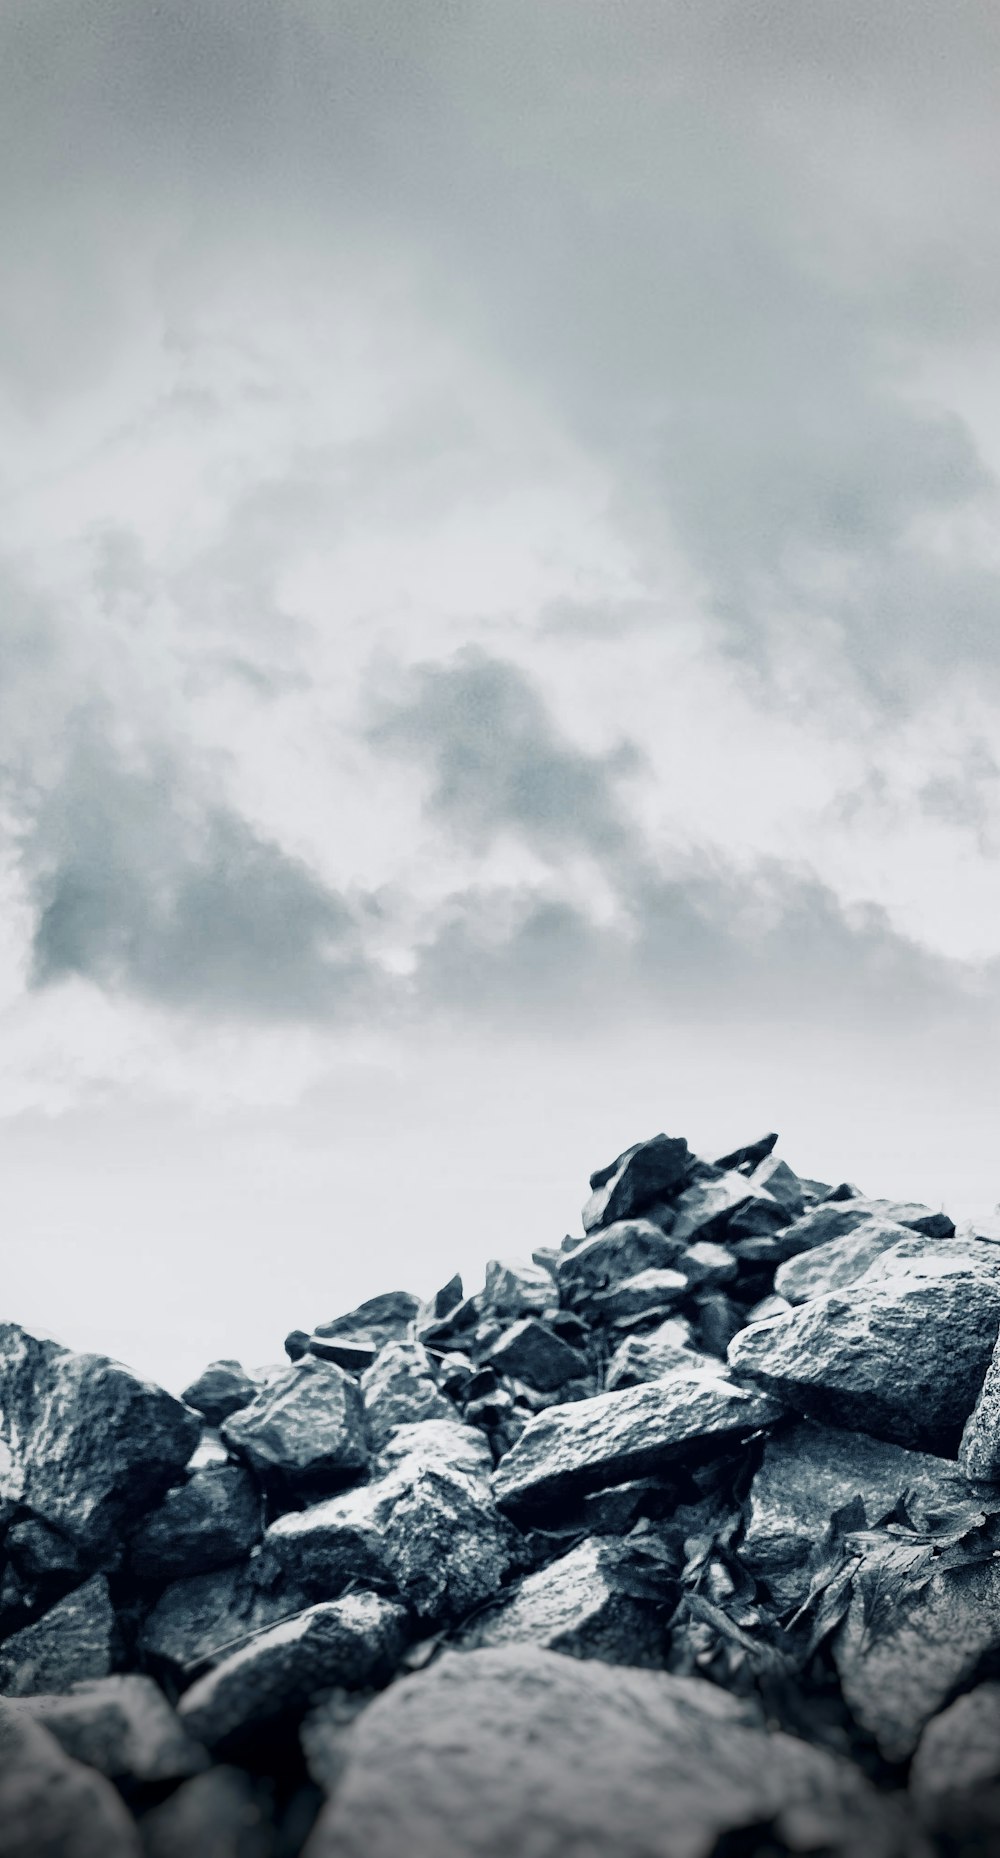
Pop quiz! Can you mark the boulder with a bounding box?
[302,1645,906,1858]
[668,1172,789,1247]
[180,1361,260,1428]
[483,1319,587,1391]
[774,1219,918,1304]
[583,1267,688,1328]
[774,1198,955,1259]
[360,1341,453,1447]
[15,1674,208,1781]
[582,1134,689,1233]
[139,1557,308,1680]
[309,1293,420,1369]
[480,1259,554,1319]
[492,1370,781,1518]
[0,1324,200,1565]
[139,1765,273,1858]
[221,1357,368,1496]
[556,1221,684,1307]
[604,1320,700,1391]
[0,1575,116,1696]
[746,1155,806,1216]
[128,1465,262,1579]
[0,1700,141,1858]
[909,1681,1000,1814]
[454,1534,669,1666]
[177,1592,406,1749]
[959,1323,1000,1480]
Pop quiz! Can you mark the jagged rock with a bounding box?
[455,1534,669,1666]
[432,1274,464,1318]
[729,1236,1000,1451]
[480,1258,554,1318]
[139,1557,308,1680]
[416,1293,481,1348]
[582,1134,689,1233]
[284,1330,310,1362]
[0,1324,200,1565]
[221,1357,368,1496]
[177,1592,406,1749]
[556,1220,683,1307]
[302,1645,906,1858]
[774,1218,917,1304]
[669,1171,790,1247]
[181,1362,260,1427]
[360,1341,452,1447]
[307,1333,377,1370]
[675,1241,738,1287]
[746,1155,806,1216]
[584,1267,688,1327]
[0,1575,116,1696]
[909,1681,1000,1814]
[741,1421,973,1607]
[266,1423,516,1621]
[483,1318,587,1390]
[15,1675,208,1781]
[128,1465,262,1579]
[140,1765,272,1858]
[0,1700,141,1858]
[833,1554,1000,1761]
[309,1293,420,1369]
[6,1517,83,1579]
[604,1319,699,1390]
[959,1325,1000,1480]
[492,1370,781,1518]
[774,1198,955,1259]
[713,1132,779,1172]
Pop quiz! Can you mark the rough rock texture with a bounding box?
[582,1133,689,1232]
[0,1575,116,1696]
[221,1358,368,1495]
[455,1534,670,1666]
[0,1700,141,1858]
[773,1218,918,1304]
[180,1361,260,1427]
[483,1317,587,1389]
[15,1674,208,1781]
[139,1558,308,1678]
[959,1323,1000,1479]
[359,1340,452,1445]
[128,1464,262,1578]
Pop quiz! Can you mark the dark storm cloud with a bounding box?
[367,649,644,859]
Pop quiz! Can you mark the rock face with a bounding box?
[5,1118,1000,1856]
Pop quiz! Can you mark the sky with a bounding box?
[3,0,1000,1391]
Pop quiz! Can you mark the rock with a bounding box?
[300,1690,374,1793]
[584,1267,688,1327]
[307,1333,378,1370]
[604,1319,699,1390]
[0,1323,200,1565]
[909,1681,1000,1813]
[675,1241,738,1287]
[139,1558,308,1680]
[221,1357,368,1496]
[454,1535,669,1666]
[669,1171,789,1247]
[302,1645,905,1858]
[492,1370,781,1518]
[266,1424,516,1622]
[746,1155,806,1216]
[774,1219,917,1304]
[0,1700,141,1858]
[140,1765,272,1858]
[16,1675,208,1781]
[775,1198,955,1259]
[484,1319,587,1391]
[741,1421,973,1607]
[729,1237,1000,1452]
[432,1274,464,1318]
[177,1592,406,1749]
[556,1220,683,1307]
[6,1517,83,1579]
[0,1575,116,1696]
[959,1324,1000,1480]
[480,1259,554,1319]
[180,1361,260,1427]
[713,1132,779,1172]
[360,1341,452,1447]
[582,1134,689,1233]
[311,1292,420,1356]
[128,1465,262,1579]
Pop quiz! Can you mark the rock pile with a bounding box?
[5,1127,1000,1855]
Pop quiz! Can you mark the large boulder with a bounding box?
[0,1576,116,1697]
[221,1357,368,1496]
[0,1700,141,1858]
[0,1324,200,1566]
[302,1645,906,1858]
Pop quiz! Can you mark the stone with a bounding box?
[139,1558,308,1680]
[746,1155,806,1216]
[584,1267,688,1327]
[177,1592,406,1749]
[454,1535,669,1666]
[483,1319,587,1390]
[604,1319,699,1390]
[556,1220,684,1307]
[360,1341,452,1447]
[311,1292,420,1351]
[5,1517,83,1579]
[909,1682,1000,1813]
[669,1171,789,1247]
[140,1765,273,1858]
[432,1274,464,1318]
[129,1465,262,1579]
[675,1241,738,1287]
[582,1134,689,1233]
[492,1370,782,1518]
[774,1219,917,1304]
[775,1198,955,1259]
[0,1700,141,1858]
[266,1424,516,1622]
[729,1236,1000,1452]
[302,1645,905,1858]
[16,1675,208,1782]
[959,1324,1000,1480]
[0,1323,200,1565]
[180,1361,260,1427]
[307,1333,377,1370]
[0,1575,115,1697]
[713,1132,779,1172]
[480,1258,554,1318]
[221,1357,368,1496]
[741,1421,973,1607]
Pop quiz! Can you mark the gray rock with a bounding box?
[455,1535,669,1666]
[0,1700,141,1858]
[307,1333,378,1370]
[729,1236,1000,1451]
[300,1690,374,1793]
[584,1267,688,1327]
[556,1220,683,1308]
[480,1259,554,1319]
[604,1319,700,1390]
[669,1171,789,1247]
[180,1361,260,1427]
[959,1325,1000,1480]
[909,1681,1000,1812]
[582,1134,689,1234]
[302,1645,905,1858]
[713,1132,779,1172]
[0,1575,115,1697]
[746,1155,806,1216]
[775,1198,955,1259]
[774,1219,917,1304]
[6,1518,83,1579]
[484,1319,587,1391]
[221,1357,368,1495]
[675,1241,738,1287]
[129,1464,262,1579]
[492,1370,781,1517]
[360,1341,452,1447]
[0,1324,200,1565]
[431,1274,464,1318]
[140,1765,272,1858]
[266,1425,516,1622]
[311,1292,420,1355]
[741,1421,973,1607]
[177,1592,406,1748]
[139,1558,308,1678]
[15,1675,208,1781]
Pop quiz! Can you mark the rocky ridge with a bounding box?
[4,1128,1000,1854]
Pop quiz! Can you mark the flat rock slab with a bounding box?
[0,1701,141,1858]
[177,1592,406,1748]
[557,1221,685,1307]
[492,1371,781,1517]
[221,1357,368,1495]
[139,1764,273,1858]
[729,1238,1000,1452]
[128,1464,262,1579]
[0,1574,115,1697]
[0,1323,200,1565]
[582,1134,689,1233]
[302,1645,906,1858]
[16,1674,208,1782]
[775,1199,955,1259]
[774,1220,918,1304]
[454,1534,669,1666]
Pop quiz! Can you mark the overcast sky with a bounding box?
[3,0,1000,1390]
